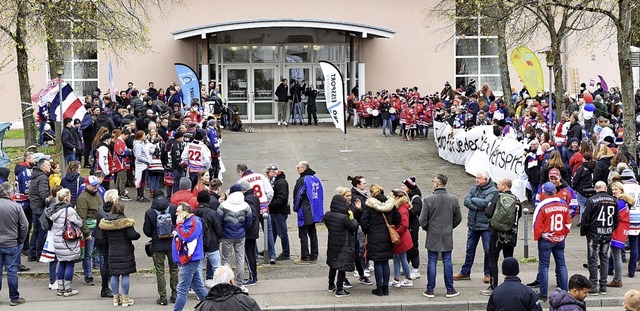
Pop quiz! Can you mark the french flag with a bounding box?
[49,84,90,128]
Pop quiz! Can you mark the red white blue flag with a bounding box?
[50,84,88,125]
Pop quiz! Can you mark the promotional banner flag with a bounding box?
[319,61,346,134]
[50,84,89,128]
[175,63,201,107]
[597,75,609,93]
[32,77,65,106]
[109,62,116,101]
[511,46,544,95]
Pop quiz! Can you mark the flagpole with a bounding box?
[340,84,352,153]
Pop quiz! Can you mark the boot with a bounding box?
[121,295,135,307]
[56,280,65,296]
[383,285,389,296]
[113,294,121,307]
[63,280,79,297]
[371,286,384,296]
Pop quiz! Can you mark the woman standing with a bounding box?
[608,182,631,288]
[95,133,114,190]
[192,171,211,197]
[401,177,422,279]
[133,130,151,202]
[337,187,371,287]
[94,189,120,298]
[348,175,370,277]
[540,151,570,184]
[360,184,400,296]
[389,189,413,288]
[325,188,359,297]
[98,202,141,307]
[47,188,82,297]
[146,128,164,196]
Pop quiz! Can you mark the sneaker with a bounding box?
[283,121,288,126]
[328,284,336,292]
[205,279,215,288]
[49,282,58,290]
[389,279,401,288]
[278,121,281,126]
[599,287,607,295]
[18,264,30,272]
[335,289,351,298]
[358,277,373,285]
[275,254,290,261]
[453,273,470,281]
[84,276,94,286]
[364,267,373,275]
[188,288,195,295]
[410,268,421,280]
[294,259,311,265]
[480,287,493,296]
[64,288,79,297]
[256,253,264,259]
[526,280,540,288]
[342,279,353,289]
[243,279,257,287]
[156,297,168,306]
[400,279,413,287]
[270,259,276,265]
[536,292,548,302]
[588,288,599,296]
[483,275,491,283]
[239,286,249,293]
[100,288,114,298]
[9,297,26,306]
[27,256,38,262]
[119,195,132,202]
[170,296,176,303]
[446,289,460,298]
[354,270,371,278]
[423,290,435,298]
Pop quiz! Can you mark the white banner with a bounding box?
[433,121,529,201]
[319,61,346,133]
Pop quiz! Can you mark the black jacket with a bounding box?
[98,213,141,275]
[407,188,423,229]
[169,138,185,171]
[143,195,178,252]
[572,161,595,197]
[194,283,261,311]
[94,114,115,133]
[486,276,542,311]
[324,195,358,271]
[194,203,222,252]
[593,156,612,185]
[305,88,317,105]
[360,194,400,261]
[268,172,289,214]
[61,126,79,156]
[60,172,85,206]
[566,122,582,143]
[94,201,114,249]
[350,187,367,223]
[244,192,261,240]
[275,83,288,102]
[29,167,50,214]
[581,192,619,243]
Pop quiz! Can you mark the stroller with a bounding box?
[229,105,253,133]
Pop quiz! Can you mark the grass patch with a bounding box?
[4,129,25,140]
[4,145,62,181]
[519,257,538,264]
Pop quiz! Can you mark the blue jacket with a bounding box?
[548,288,586,311]
[463,178,498,231]
[60,172,85,206]
[217,192,252,239]
[172,215,204,265]
[14,162,31,209]
[206,127,221,157]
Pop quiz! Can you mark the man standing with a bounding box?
[237,164,275,263]
[454,170,497,283]
[267,164,291,261]
[168,132,185,195]
[14,152,34,260]
[275,78,289,126]
[61,117,79,163]
[181,131,211,187]
[581,180,618,295]
[482,178,522,296]
[206,119,221,179]
[420,174,462,298]
[0,182,28,306]
[532,182,572,301]
[486,257,541,311]
[305,84,318,126]
[76,176,102,286]
[549,274,592,311]
[27,158,51,262]
[217,185,252,292]
[292,161,324,264]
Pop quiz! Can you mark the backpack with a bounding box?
[489,193,518,232]
[155,206,174,239]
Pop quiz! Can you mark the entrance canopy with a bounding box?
[171,18,395,40]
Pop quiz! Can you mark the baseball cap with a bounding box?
[87,176,100,186]
[266,164,278,171]
[548,168,561,178]
[542,182,557,195]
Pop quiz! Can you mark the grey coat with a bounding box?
[463,179,498,231]
[419,188,462,252]
[48,202,83,262]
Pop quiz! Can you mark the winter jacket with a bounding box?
[407,188,423,230]
[572,161,595,197]
[28,167,50,214]
[93,201,113,249]
[548,288,586,311]
[244,192,261,240]
[99,214,140,275]
[194,203,222,252]
[93,114,115,133]
[525,152,542,185]
[360,194,401,261]
[535,180,579,218]
[172,214,205,265]
[611,196,631,249]
[194,283,261,311]
[61,126,79,156]
[324,195,358,271]
[568,152,584,175]
[486,276,542,311]
[420,188,462,252]
[47,202,83,261]
[170,189,198,209]
[593,156,612,185]
[581,192,619,243]
[392,197,413,254]
[76,188,102,237]
[275,83,288,102]
[0,197,28,248]
[350,187,368,222]
[268,172,290,215]
[293,167,324,226]
[217,192,252,239]
[143,195,178,252]
[463,179,498,231]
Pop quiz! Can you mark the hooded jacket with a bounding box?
[170,189,198,209]
[611,195,632,249]
[172,214,205,265]
[28,167,50,214]
[572,161,595,197]
[194,283,261,311]
[548,288,586,311]
[143,195,178,252]
[99,214,140,275]
[60,173,85,207]
[360,194,400,261]
[47,202,83,261]
[217,192,252,239]
[244,192,261,240]
[463,178,498,231]
[268,171,290,215]
[194,203,222,252]
[593,155,612,185]
[76,187,102,237]
[324,194,358,271]
[393,195,414,254]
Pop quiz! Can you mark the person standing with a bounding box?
[581,181,619,295]
[389,189,414,288]
[194,191,222,288]
[289,80,305,125]
[113,128,132,201]
[305,84,318,126]
[486,257,542,311]
[49,188,82,297]
[15,152,35,261]
[267,164,291,261]
[533,182,572,301]
[608,181,631,288]
[454,170,497,284]
[76,176,102,286]
[28,158,51,262]
[292,161,324,264]
[62,117,79,163]
[275,79,289,126]
[93,190,117,298]
[133,130,151,202]
[0,182,28,306]
[401,177,422,279]
[237,164,275,263]
[420,174,462,298]
[324,190,359,297]
[217,185,252,292]
[620,168,640,277]
[482,178,522,296]
[206,119,221,179]
[548,274,592,311]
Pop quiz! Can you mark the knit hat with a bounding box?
[548,168,561,178]
[179,177,192,190]
[542,182,557,195]
[207,119,217,127]
[174,132,184,139]
[197,190,210,204]
[152,190,165,198]
[621,169,635,180]
[229,184,243,193]
[237,179,252,191]
[569,137,579,144]
[402,177,417,190]
[194,131,204,141]
[502,257,520,276]
[604,135,615,145]
[266,164,278,171]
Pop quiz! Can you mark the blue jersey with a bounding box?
[15,166,32,208]
[206,127,221,157]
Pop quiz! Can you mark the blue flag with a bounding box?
[174,63,201,108]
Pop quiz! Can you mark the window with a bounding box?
[455,0,501,94]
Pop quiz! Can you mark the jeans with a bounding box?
[172,170,184,194]
[488,234,514,289]
[38,121,47,145]
[538,239,568,297]
[329,268,346,291]
[152,250,178,300]
[576,193,588,220]
[260,215,276,260]
[460,228,490,276]
[393,252,411,279]
[427,250,454,292]
[381,118,391,135]
[147,174,161,192]
[299,224,318,260]
[608,247,623,282]
[0,244,22,300]
[629,235,639,276]
[57,260,75,281]
[111,274,130,295]
[373,261,390,288]
[587,238,610,289]
[204,250,221,280]
[49,259,58,284]
[271,213,290,257]
[292,102,304,124]
[29,212,47,259]
[173,260,208,311]
[83,230,95,278]
[221,238,245,284]
[65,154,77,164]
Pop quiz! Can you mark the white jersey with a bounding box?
[181,141,211,173]
[240,172,274,211]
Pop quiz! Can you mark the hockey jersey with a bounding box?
[533,197,571,243]
[581,192,619,243]
[535,182,579,218]
[622,180,640,236]
[181,140,211,173]
[240,170,274,213]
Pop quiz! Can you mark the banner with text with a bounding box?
[175,63,201,107]
[434,121,528,200]
[319,61,346,133]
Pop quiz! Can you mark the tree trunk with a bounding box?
[497,24,512,102]
[618,0,637,155]
[552,43,565,114]
[16,0,36,147]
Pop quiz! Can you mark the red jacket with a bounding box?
[612,197,631,249]
[533,197,571,243]
[113,137,130,172]
[393,200,413,254]
[170,190,198,209]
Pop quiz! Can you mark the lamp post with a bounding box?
[56,60,66,175]
[545,51,554,130]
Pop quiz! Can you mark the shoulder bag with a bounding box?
[382,213,401,245]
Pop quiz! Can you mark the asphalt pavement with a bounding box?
[1,122,636,310]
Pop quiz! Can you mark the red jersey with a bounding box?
[533,197,572,243]
[113,137,131,172]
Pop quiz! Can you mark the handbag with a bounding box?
[382,213,401,245]
[63,207,83,241]
[145,240,153,257]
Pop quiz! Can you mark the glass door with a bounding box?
[312,65,329,117]
[224,67,249,120]
[252,67,276,120]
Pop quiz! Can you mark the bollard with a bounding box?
[263,213,270,265]
[523,207,530,258]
